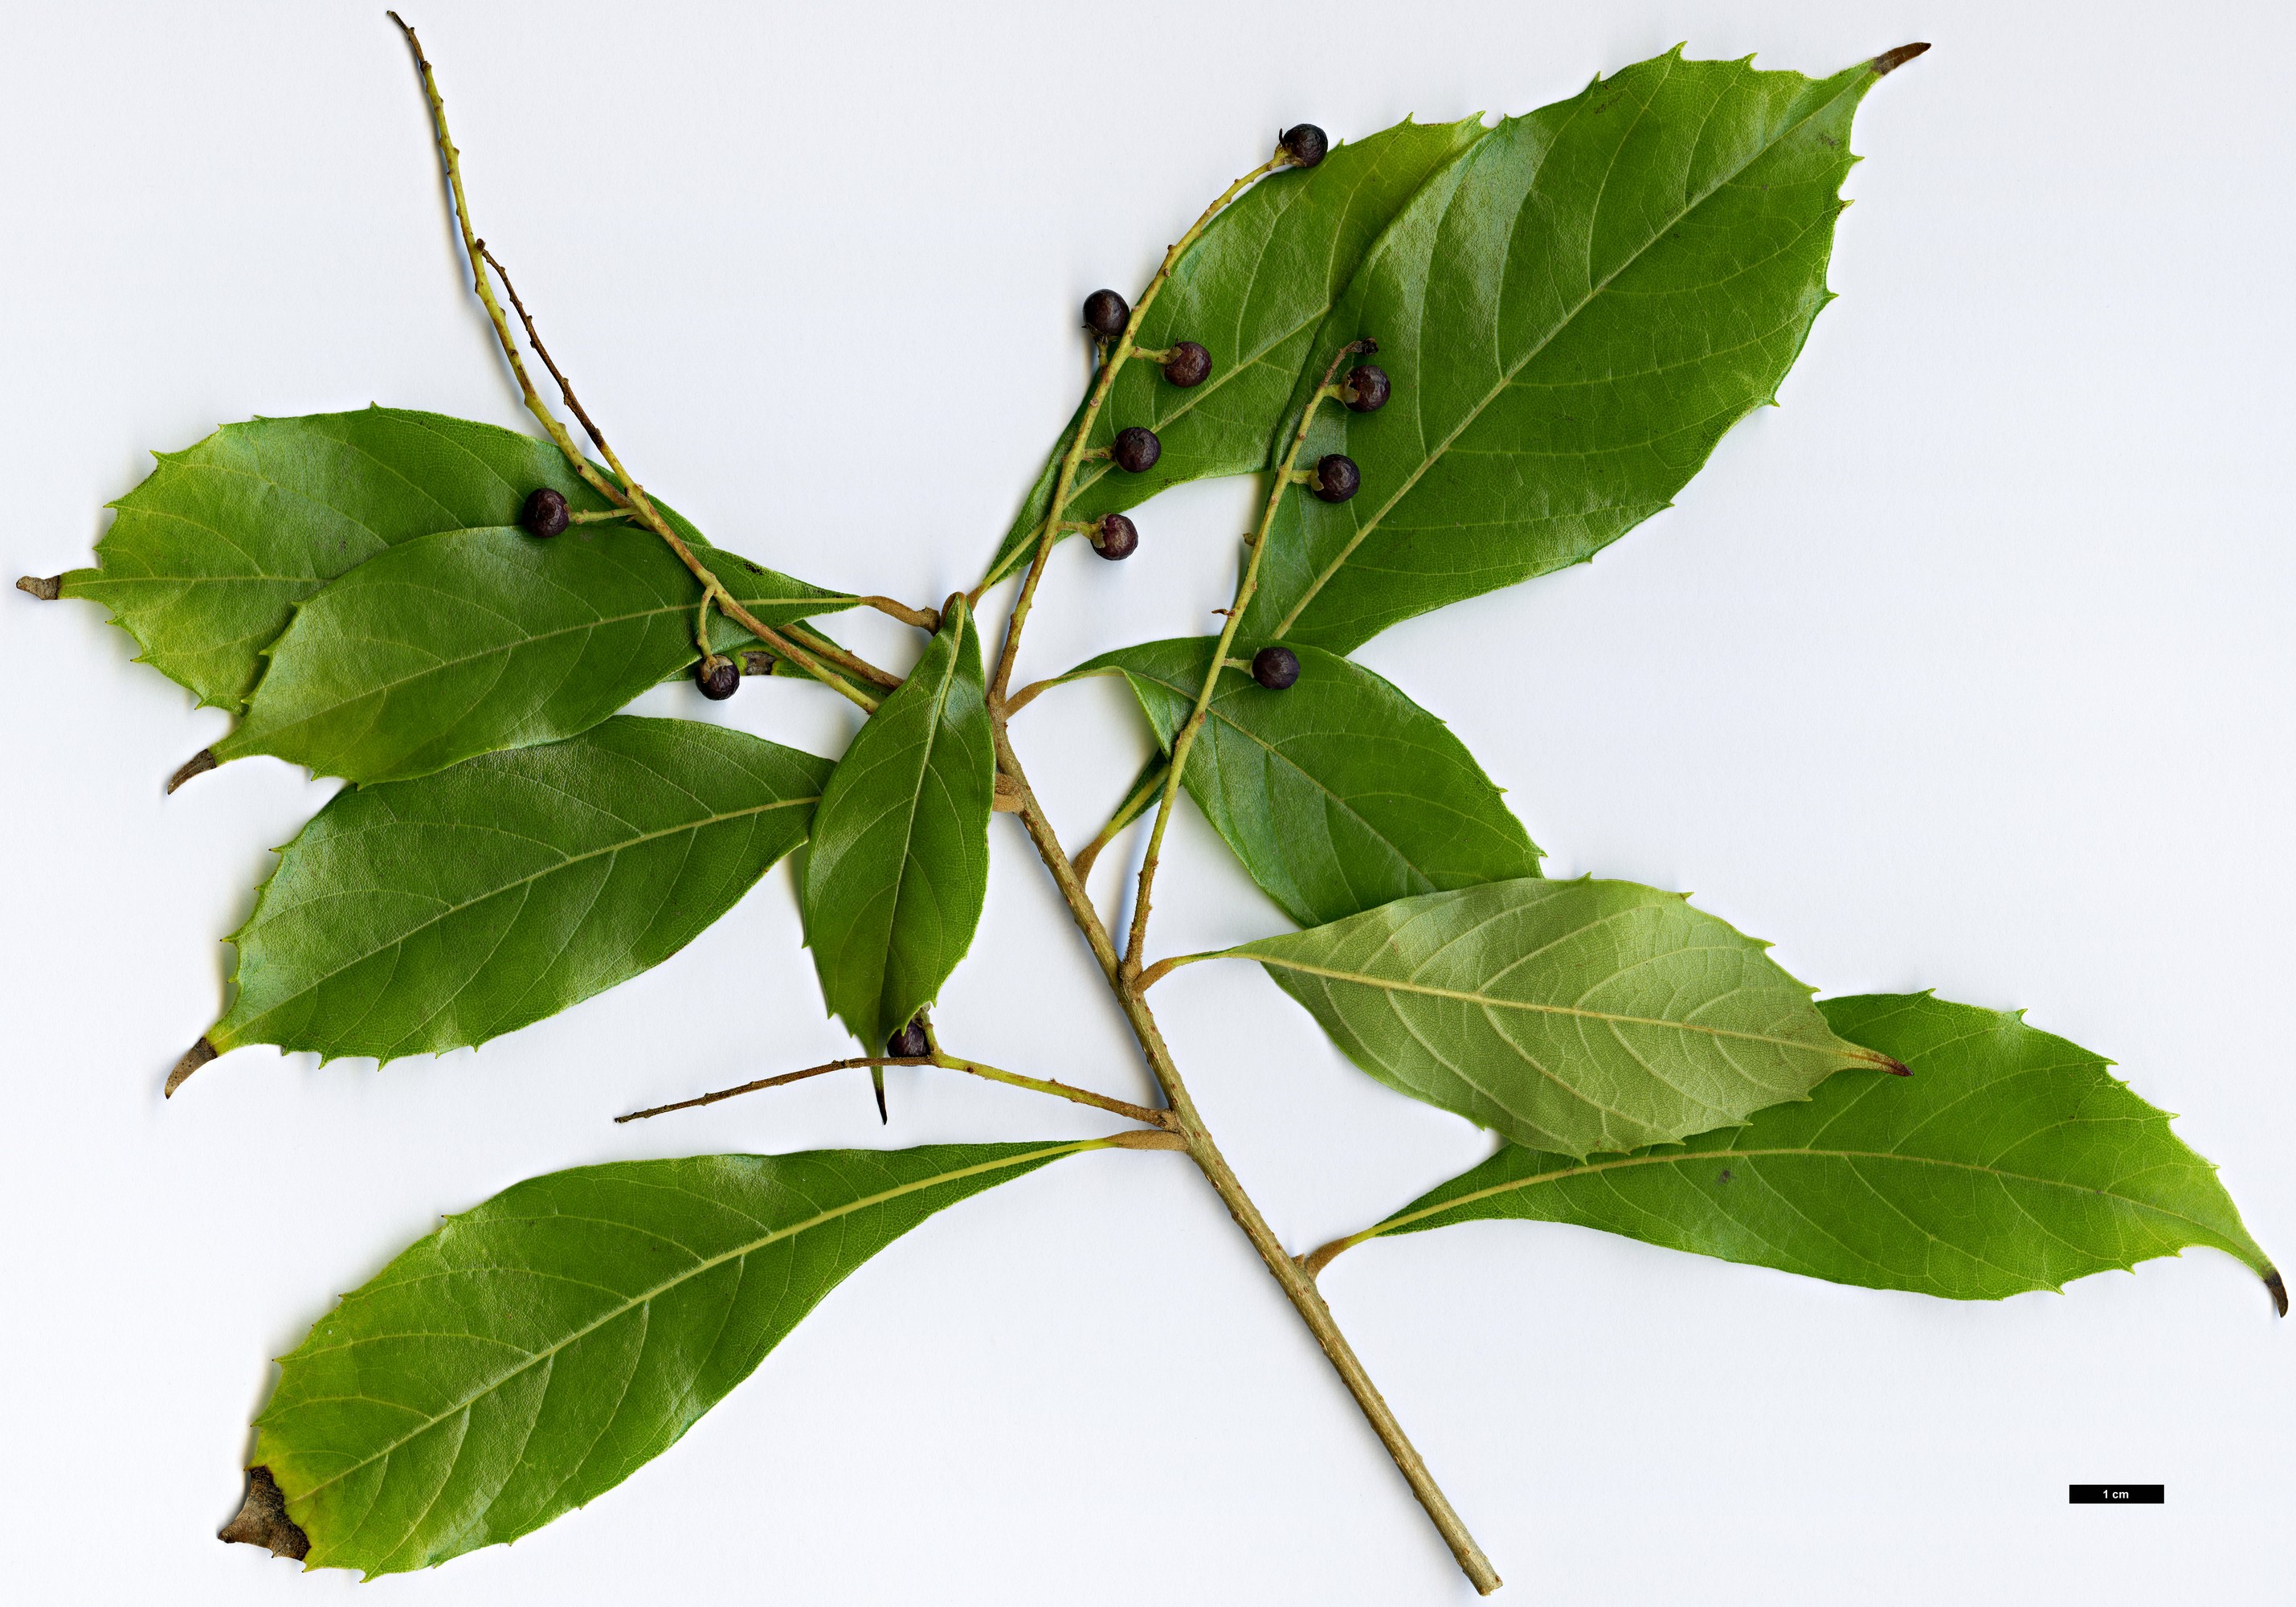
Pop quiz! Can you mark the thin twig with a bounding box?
[988,727,1501,1594]
[390,14,876,714]
[787,623,902,689]
[983,149,1289,707]
[1070,757,1170,881]
[615,1051,1169,1129]
[1121,337,1374,975]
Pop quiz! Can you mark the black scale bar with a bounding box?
[2069,1485,2164,1504]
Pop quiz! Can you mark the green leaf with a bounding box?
[206,524,848,784]
[1336,992,2282,1310]
[1067,636,1539,925]
[983,117,1489,586]
[49,407,827,710]
[1241,47,1907,653]
[802,596,994,1049]
[251,1140,1113,1576]
[202,717,827,1066]
[1224,877,1897,1158]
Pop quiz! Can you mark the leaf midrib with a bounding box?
[230,570,831,752]
[280,1143,1099,1508]
[220,792,817,1045]
[1273,58,1861,636]
[1371,1145,2248,1248]
[1244,952,1862,1062]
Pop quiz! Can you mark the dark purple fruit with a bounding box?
[1312,452,1361,502]
[1342,363,1391,413]
[695,656,740,700]
[1083,288,1131,339]
[1281,125,1329,167]
[1252,645,1301,690]
[1092,513,1139,560]
[1112,426,1162,474]
[521,486,570,538]
[1162,341,1211,387]
[887,1016,929,1058]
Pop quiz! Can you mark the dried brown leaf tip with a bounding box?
[2266,1268,2286,1319]
[15,575,62,600]
[165,1038,218,1097]
[219,1466,309,1560]
[1871,43,1931,77]
[166,749,218,795]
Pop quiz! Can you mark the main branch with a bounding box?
[987,722,1501,1593]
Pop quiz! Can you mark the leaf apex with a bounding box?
[14,574,62,600]
[167,748,219,794]
[165,1037,219,1096]
[1870,42,1931,77]
[2265,1267,2286,1318]
[219,1466,308,1561]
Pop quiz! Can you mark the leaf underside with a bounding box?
[253,1143,1096,1576]
[1069,636,1539,926]
[802,599,995,1049]
[1230,877,1885,1158]
[209,523,847,784]
[1241,48,1890,653]
[985,117,1489,584]
[210,717,829,1065]
[1357,992,2279,1307]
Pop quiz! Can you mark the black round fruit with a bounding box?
[1342,363,1391,413]
[887,1017,929,1058]
[1162,340,1211,387]
[521,486,570,538]
[1083,288,1131,339]
[1312,452,1361,502]
[695,656,740,700]
[1252,645,1301,690]
[1281,125,1329,167]
[1092,513,1139,560]
[1112,426,1162,473]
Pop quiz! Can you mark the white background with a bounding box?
[3,2,2289,1601]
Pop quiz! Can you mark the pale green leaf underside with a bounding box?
[210,524,848,785]
[983,117,1488,585]
[53,407,848,711]
[802,599,995,1049]
[1242,48,1894,653]
[255,1142,1101,1576]
[1067,636,1538,926]
[1228,877,1889,1158]
[1355,993,2280,1307]
[210,717,828,1065]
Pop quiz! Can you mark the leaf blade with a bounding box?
[206,716,829,1065]
[1228,877,1890,1157]
[1347,993,2279,1306]
[253,1142,1105,1576]
[1070,636,1539,924]
[802,598,995,1048]
[208,524,848,783]
[1241,48,1897,652]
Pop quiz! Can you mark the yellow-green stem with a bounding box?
[1121,354,1362,974]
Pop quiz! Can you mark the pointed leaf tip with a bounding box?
[15,575,61,600]
[165,1038,219,1097]
[1871,43,1930,76]
[2267,1268,2286,1318]
[219,1466,308,1560]
[166,749,217,794]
